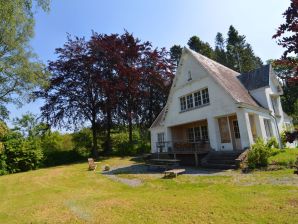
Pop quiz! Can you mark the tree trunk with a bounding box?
[91,123,99,159]
[128,113,133,144]
[104,107,112,154]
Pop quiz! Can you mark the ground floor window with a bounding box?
[187,125,209,142]
[157,132,165,143]
[232,120,240,139]
[263,119,273,139]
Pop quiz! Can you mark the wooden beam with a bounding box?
[194,153,198,167]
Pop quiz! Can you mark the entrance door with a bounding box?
[218,117,233,150]
[231,119,241,150]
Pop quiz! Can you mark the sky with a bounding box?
[7,0,290,125]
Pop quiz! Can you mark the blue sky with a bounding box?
[7,0,290,124]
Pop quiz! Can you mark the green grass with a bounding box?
[0,157,298,223]
[269,148,298,167]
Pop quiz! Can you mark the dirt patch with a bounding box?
[288,198,298,207]
[104,174,143,187]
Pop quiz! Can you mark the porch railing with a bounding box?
[155,141,210,154]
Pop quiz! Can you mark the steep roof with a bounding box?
[150,48,265,129]
[187,48,259,107]
[237,64,270,90]
[149,106,166,129]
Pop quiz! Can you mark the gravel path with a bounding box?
[104,174,143,187]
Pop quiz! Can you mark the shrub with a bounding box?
[266,137,279,149]
[72,128,93,157]
[2,132,43,173]
[247,138,273,169]
[294,157,298,174]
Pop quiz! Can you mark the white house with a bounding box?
[149,48,293,165]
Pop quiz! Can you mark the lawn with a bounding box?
[0,157,298,224]
[269,148,298,167]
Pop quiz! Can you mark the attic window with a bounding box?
[187,71,192,81]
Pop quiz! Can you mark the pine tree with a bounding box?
[226,25,262,73]
[170,45,182,67]
[187,36,214,59]
[214,32,228,66]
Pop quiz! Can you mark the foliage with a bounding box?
[187,36,214,59]
[41,131,79,166]
[273,0,298,67]
[72,128,93,157]
[247,138,273,169]
[214,32,228,66]
[269,148,298,167]
[1,131,43,174]
[226,25,263,73]
[266,137,279,149]
[0,0,49,113]
[272,61,298,124]
[284,130,298,143]
[171,26,263,73]
[170,45,183,67]
[37,31,174,157]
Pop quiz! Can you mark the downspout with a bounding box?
[269,113,282,149]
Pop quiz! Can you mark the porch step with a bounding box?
[201,151,243,170]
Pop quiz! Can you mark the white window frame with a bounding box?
[179,87,210,112]
[263,119,273,139]
[180,97,187,111]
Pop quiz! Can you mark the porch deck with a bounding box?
[156,141,210,155]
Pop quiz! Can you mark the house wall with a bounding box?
[162,53,241,151]
[150,126,165,153]
[249,75,292,133]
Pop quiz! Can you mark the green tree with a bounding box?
[0,0,50,115]
[170,45,182,67]
[226,25,262,73]
[187,36,214,59]
[214,32,228,66]
[12,112,48,138]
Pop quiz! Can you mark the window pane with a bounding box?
[194,91,202,107]
[202,88,209,104]
[264,119,273,139]
[218,117,231,143]
[232,120,240,139]
[157,133,164,142]
[201,126,209,141]
[187,128,194,142]
[194,127,201,141]
[180,97,186,111]
[186,94,193,109]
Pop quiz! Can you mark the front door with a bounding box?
[218,117,233,150]
[231,119,241,150]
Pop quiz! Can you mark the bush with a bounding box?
[2,132,43,174]
[72,128,93,157]
[42,150,84,167]
[266,137,279,149]
[247,138,273,169]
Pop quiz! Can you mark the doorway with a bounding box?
[218,115,242,151]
